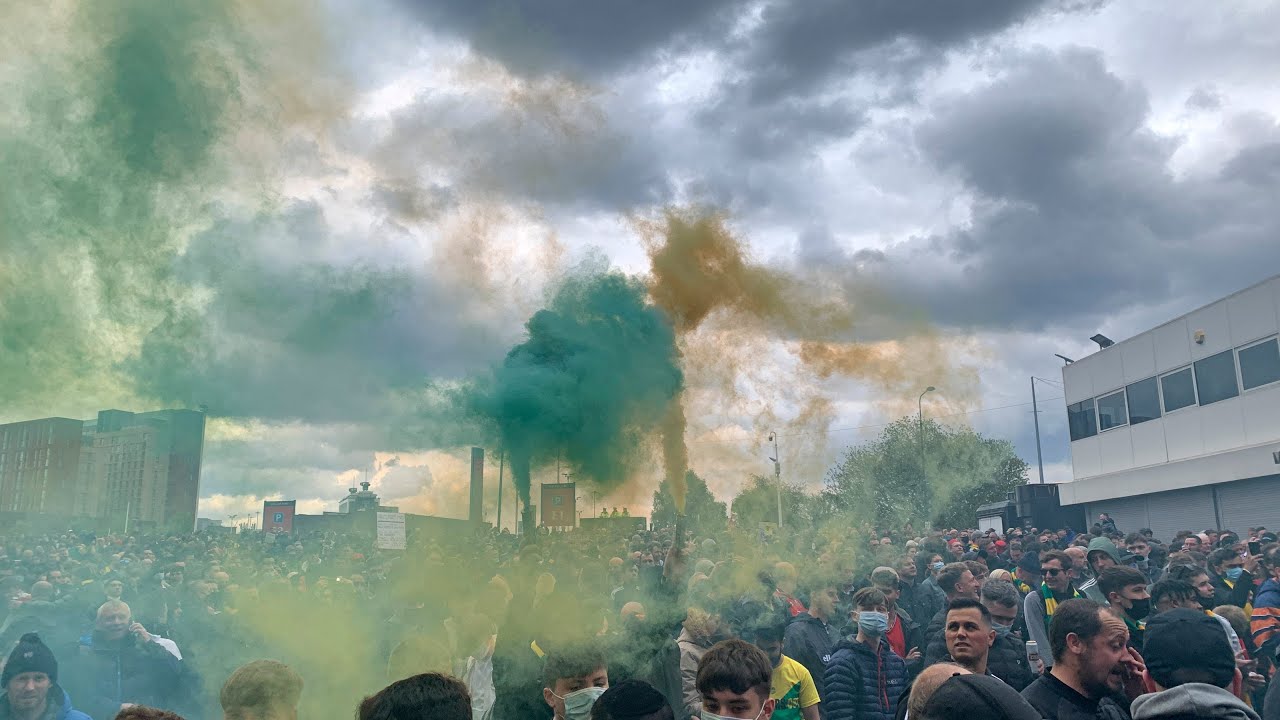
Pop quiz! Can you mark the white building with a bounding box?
[1058,275,1280,540]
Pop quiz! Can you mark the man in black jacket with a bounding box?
[61,600,198,720]
[923,563,980,666]
[784,584,841,704]
[1020,599,1144,720]
[979,580,1037,691]
[1207,548,1256,610]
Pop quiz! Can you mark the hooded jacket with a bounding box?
[1130,683,1260,720]
[676,625,715,720]
[0,686,93,720]
[1079,538,1126,604]
[784,612,838,703]
[823,637,908,720]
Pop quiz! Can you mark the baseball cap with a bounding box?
[1143,609,1236,689]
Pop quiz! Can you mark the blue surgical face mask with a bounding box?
[992,622,1013,638]
[554,686,606,720]
[1225,567,1245,582]
[931,561,945,572]
[858,610,890,636]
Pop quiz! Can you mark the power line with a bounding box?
[688,396,1066,444]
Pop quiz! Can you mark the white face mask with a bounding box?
[701,707,764,720]
[553,686,606,720]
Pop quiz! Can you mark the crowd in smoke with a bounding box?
[2,515,1279,720]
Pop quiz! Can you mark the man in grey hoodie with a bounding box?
[1130,609,1258,720]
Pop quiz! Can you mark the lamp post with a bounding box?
[918,386,936,486]
[768,431,782,528]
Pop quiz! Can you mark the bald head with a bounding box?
[30,581,54,601]
[908,663,971,718]
[621,602,646,624]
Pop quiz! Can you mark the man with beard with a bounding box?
[1021,600,1146,720]
[62,601,195,720]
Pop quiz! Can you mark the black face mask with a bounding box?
[1127,597,1151,621]
[1199,594,1215,610]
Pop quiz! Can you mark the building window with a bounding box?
[1096,390,1128,431]
[1195,349,1240,405]
[1126,377,1161,424]
[1068,399,1097,441]
[1161,367,1197,413]
[1238,337,1280,391]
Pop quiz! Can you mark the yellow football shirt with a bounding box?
[771,655,820,719]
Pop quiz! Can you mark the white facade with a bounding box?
[1057,275,1280,537]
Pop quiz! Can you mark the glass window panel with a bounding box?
[1096,390,1128,431]
[1195,349,1240,406]
[1068,399,1097,441]
[1126,377,1161,424]
[1239,338,1280,391]
[1161,368,1196,412]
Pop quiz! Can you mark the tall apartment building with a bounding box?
[0,418,85,514]
[0,408,205,530]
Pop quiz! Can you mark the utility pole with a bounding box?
[919,386,936,488]
[1031,377,1046,484]
[496,450,504,531]
[768,431,782,528]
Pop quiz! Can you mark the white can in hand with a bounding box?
[1026,640,1040,666]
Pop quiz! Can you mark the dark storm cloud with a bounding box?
[735,0,1064,105]
[854,47,1280,333]
[126,201,517,425]
[393,0,742,77]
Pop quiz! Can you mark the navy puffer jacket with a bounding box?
[822,637,908,720]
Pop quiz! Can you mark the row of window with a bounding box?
[1068,335,1280,441]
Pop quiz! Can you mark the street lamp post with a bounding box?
[768,431,783,529]
[918,386,936,485]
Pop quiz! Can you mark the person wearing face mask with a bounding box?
[822,587,908,720]
[1098,567,1151,648]
[543,644,610,720]
[1207,548,1256,610]
[695,639,776,720]
[916,556,948,626]
[978,580,1037,691]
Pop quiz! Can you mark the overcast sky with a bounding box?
[9,0,1280,526]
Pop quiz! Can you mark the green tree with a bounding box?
[652,470,727,533]
[825,417,1028,530]
[729,474,811,528]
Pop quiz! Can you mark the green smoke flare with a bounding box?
[467,271,683,507]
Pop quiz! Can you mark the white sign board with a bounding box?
[376,512,406,550]
[977,514,1004,535]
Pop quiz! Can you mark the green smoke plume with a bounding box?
[466,270,683,507]
[0,0,247,418]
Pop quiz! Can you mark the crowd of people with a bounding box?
[2,512,1280,720]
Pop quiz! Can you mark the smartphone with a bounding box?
[1250,541,1262,555]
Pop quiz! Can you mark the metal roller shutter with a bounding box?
[1144,487,1218,542]
[1216,474,1280,534]
[1087,495,1149,537]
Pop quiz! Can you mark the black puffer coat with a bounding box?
[823,637,908,720]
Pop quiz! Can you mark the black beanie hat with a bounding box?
[2,633,58,686]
